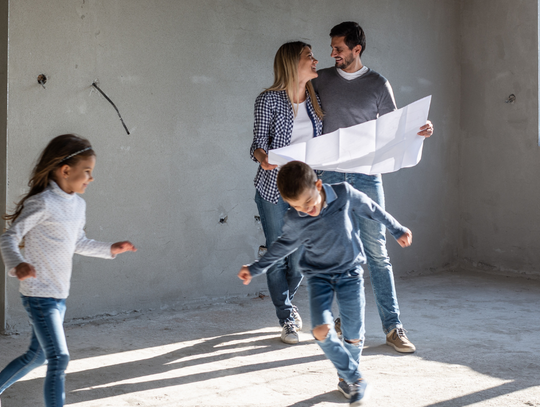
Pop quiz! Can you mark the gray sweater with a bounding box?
[312,67,397,134]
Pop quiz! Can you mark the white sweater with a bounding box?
[0,181,114,299]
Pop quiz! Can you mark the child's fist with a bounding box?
[111,241,137,255]
[15,262,36,280]
[397,229,412,248]
[238,266,252,285]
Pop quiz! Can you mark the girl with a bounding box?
[249,41,323,344]
[0,134,136,407]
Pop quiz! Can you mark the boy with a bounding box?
[238,161,412,406]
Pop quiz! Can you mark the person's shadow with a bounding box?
[6,327,327,405]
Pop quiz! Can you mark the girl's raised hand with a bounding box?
[111,241,137,256]
[15,262,37,280]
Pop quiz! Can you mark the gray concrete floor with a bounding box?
[0,270,539,407]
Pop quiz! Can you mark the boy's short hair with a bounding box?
[277,161,317,201]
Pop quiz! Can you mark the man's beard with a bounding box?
[335,53,354,70]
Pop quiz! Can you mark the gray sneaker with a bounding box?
[281,321,299,344]
[337,378,351,399]
[291,305,303,330]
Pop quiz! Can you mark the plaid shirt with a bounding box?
[250,90,323,204]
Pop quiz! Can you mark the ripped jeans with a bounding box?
[308,269,365,384]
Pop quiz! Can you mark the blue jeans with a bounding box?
[0,295,70,407]
[319,171,402,334]
[308,269,365,384]
[255,190,303,326]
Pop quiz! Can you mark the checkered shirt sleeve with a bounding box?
[250,90,323,204]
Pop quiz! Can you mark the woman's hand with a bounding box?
[111,241,137,256]
[15,262,37,280]
[254,149,278,171]
[397,229,413,248]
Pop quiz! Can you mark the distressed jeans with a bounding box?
[319,171,402,334]
[0,295,70,407]
[308,269,365,384]
[255,190,303,326]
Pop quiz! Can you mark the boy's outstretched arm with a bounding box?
[348,185,411,245]
[238,265,252,285]
[111,241,137,255]
[238,218,301,286]
[397,229,413,248]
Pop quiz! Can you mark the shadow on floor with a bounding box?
[1,271,539,406]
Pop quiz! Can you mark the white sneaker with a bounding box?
[291,305,303,330]
[281,321,299,344]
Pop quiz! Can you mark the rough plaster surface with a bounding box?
[1,271,539,406]
[459,0,540,276]
[2,0,460,329]
[0,0,8,331]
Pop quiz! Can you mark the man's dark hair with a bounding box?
[277,161,317,201]
[330,21,366,56]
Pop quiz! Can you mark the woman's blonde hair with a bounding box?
[265,41,323,120]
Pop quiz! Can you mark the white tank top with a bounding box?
[290,101,314,144]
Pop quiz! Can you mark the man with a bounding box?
[312,21,433,355]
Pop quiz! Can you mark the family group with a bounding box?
[0,21,432,407]
[238,21,433,406]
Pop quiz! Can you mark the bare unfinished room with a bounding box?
[0,1,539,406]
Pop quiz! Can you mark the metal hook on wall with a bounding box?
[505,94,516,104]
[37,74,47,89]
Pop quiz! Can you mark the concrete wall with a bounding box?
[0,0,6,331]
[3,0,460,331]
[459,0,540,277]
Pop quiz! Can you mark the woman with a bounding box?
[250,41,323,344]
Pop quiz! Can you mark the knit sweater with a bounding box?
[0,181,114,299]
[312,67,397,134]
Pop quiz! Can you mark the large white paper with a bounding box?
[268,95,432,174]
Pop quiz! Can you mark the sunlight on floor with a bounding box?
[18,327,287,379]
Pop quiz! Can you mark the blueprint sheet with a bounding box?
[268,95,432,174]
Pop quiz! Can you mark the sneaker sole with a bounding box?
[386,340,416,353]
[281,339,299,344]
